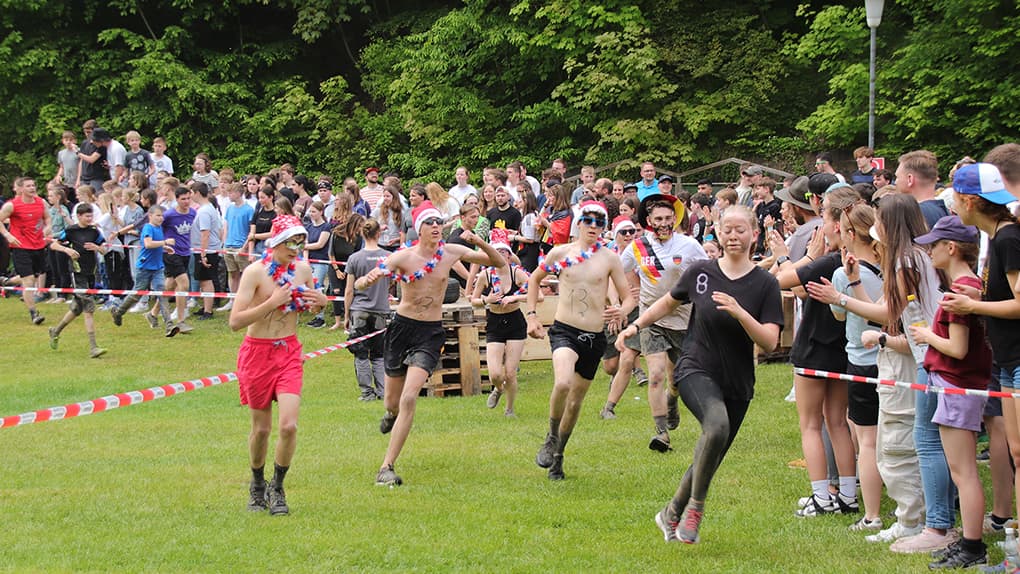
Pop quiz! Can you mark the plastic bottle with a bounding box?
[1003,528,1020,569]
[903,294,929,364]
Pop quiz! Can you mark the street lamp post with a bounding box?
[865,0,885,150]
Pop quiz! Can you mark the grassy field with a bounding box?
[0,297,1003,572]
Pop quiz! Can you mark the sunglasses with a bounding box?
[421,217,444,227]
[617,228,637,236]
[283,239,305,250]
[579,215,607,228]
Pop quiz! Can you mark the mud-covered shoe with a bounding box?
[268,485,289,515]
[89,347,107,359]
[48,327,59,350]
[379,411,397,434]
[548,454,565,480]
[247,480,269,511]
[649,430,672,453]
[486,389,502,409]
[536,433,557,468]
[111,308,123,326]
[375,464,403,486]
[599,406,616,420]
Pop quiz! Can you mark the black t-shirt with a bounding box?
[253,207,276,235]
[985,223,1020,368]
[123,149,154,174]
[487,205,522,233]
[792,251,849,368]
[79,140,107,181]
[754,198,783,255]
[670,259,784,401]
[60,225,104,277]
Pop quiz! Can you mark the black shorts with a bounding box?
[163,253,190,278]
[384,313,445,377]
[548,320,607,381]
[791,342,847,373]
[193,252,221,281]
[12,248,47,277]
[485,310,527,343]
[847,362,879,426]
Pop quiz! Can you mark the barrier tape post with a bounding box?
[0,328,387,430]
[794,367,1018,400]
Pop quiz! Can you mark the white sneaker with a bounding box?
[865,521,923,543]
[785,386,796,402]
[128,301,148,313]
[216,301,233,312]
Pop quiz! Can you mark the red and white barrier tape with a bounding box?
[794,367,1015,399]
[0,328,387,430]
[1,286,345,302]
[98,243,341,266]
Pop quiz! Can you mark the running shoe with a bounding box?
[536,433,557,468]
[548,453,564,480]
[984,513,1018,535]
[48,327,59,350]
[929,541,986,570]
[504,408,516,418]
[980,560,1020,573]
[795,494,836,517]
[676,504,703,544]
[128,301,148,313]
[379,411,397,434]
[655,510,678,543]
[90,347,107,359]
[196,311,215,321]
[666,393,680,430]
[165,323,180,338]
[145,314,159,329]
[849,516,884,532]
[375,464,403,486]
[111,308,123,326]
[268,485,289,516]
[176,321,194,334]
[599,406,616,420]
[247,480,269,511]
[649,430,672,453]
[216,301,233,312]
[306,317,325,329]
[633,367,649,387]
[486,389,502,409]
[866,521,923,543]
[30,309,45,325]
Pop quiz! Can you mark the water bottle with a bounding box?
[1004,528,1020,569]
[903,294,929,364]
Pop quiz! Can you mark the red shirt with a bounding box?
[923,275,992,389]
[8,196,47,250]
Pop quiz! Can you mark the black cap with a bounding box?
[658,174,674,183]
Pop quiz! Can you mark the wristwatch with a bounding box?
[776,255,790,266]
[838,295,848,308]
[878,333,888,348]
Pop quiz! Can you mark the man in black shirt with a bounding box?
[77,127,112,192]
[487,186,521,233]
[47,204,109,358]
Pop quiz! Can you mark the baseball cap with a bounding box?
[365,167,379,175]
[658,174,674,183]
[914,215,979,245]
[953,163,1014,205]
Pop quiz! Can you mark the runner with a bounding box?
[619,206,782,544]
[525,200,634,480]
[355,201,505,486]
[229,214,328,515]
[0,177,52,325]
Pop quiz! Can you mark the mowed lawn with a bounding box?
[0,297,1001,572]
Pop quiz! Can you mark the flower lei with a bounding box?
[488,265,528,296]
[262,251,311,313]
[378,241,444,283]
[537,242,601,275]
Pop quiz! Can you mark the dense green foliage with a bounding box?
[1,0,1017,189]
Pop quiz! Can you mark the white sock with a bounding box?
[811,479,830,500]
[838,476,857,499]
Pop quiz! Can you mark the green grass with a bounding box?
[0,297,1004,572]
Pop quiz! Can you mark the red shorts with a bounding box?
[237,334,303,410]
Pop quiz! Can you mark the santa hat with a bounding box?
[413,200,444,232]
[578,200,608,218]
[266,214,307,248]
[612,216,636,234]
[489,228,512,253]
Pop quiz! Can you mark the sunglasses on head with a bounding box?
[421,217,444,227]
[617,228,637,236]
[579,215,607,228]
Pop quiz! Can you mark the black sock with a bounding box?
[252,466,265,484]
[557,431,572,455]
[960,537,986,555]
[606,401,616,410]
[549,417,560,438]
[653,415,668,434]
[272,463,289,489]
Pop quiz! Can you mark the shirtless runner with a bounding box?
[525,200,634,480]
[229,214,328,515]
[356,200,505,486]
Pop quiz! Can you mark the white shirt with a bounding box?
[620,232,708,330]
